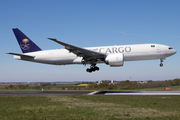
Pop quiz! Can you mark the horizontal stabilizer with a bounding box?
[6,52,34,58]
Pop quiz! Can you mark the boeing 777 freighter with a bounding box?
[7,28,176,73]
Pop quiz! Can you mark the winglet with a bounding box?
[47,38,58,42]
[47,38,57,41]
[13,28,42,53]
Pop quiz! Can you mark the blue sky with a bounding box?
[0,0,179,82]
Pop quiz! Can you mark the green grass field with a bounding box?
[0,95,180,120]
[137,85,180,91]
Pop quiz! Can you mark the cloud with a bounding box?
[115,31,142,36]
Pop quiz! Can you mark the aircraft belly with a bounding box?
[33,57,75,65]
[31,53,76,65]
[55,58,75,65]
[124,52,168,61]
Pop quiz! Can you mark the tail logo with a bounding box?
[20,38,30,50]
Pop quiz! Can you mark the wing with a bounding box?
[48,38,106,61]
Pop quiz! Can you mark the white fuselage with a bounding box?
[14,44,176,66]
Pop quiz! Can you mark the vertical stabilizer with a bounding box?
[12,28,42,53]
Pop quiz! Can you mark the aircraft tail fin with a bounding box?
[12,28,42,53]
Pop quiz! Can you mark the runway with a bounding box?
[0,91,180,96]
[88,91,180,95]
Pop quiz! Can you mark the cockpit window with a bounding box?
[169,47,173,49]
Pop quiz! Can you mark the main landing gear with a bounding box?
[86,65,99,73]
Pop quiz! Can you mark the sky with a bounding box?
[0,0,180,82]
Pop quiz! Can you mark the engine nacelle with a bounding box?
[105,54,124,67]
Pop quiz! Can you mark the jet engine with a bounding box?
[105,53,124,67]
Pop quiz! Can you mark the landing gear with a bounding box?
[84,59,100,73]
[86,65,99,73]
[160,63,163,67]
[160,59,164,67]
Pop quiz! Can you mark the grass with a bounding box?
[137,85,180,91]
[43,84,77,88]
[0,95,180,119]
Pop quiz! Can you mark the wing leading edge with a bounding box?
[47,38,106,61]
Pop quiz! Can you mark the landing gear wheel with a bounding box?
[160,63,163,67]
[91,67,95,71]
[86,66,99,73]
[94,66,99,71]
[86,68,92,73]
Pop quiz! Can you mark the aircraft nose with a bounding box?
[167,47,177,56]
[168,46,177,55]
[172,49,177,55]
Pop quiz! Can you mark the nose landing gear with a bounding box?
[160,59,164,67]
[160,63,163,67]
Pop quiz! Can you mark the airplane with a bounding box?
[7,28,176,73]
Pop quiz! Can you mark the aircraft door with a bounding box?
[157,46,161,53]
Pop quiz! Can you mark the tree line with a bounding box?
[1,79,180,90]
[85,79,180,90]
